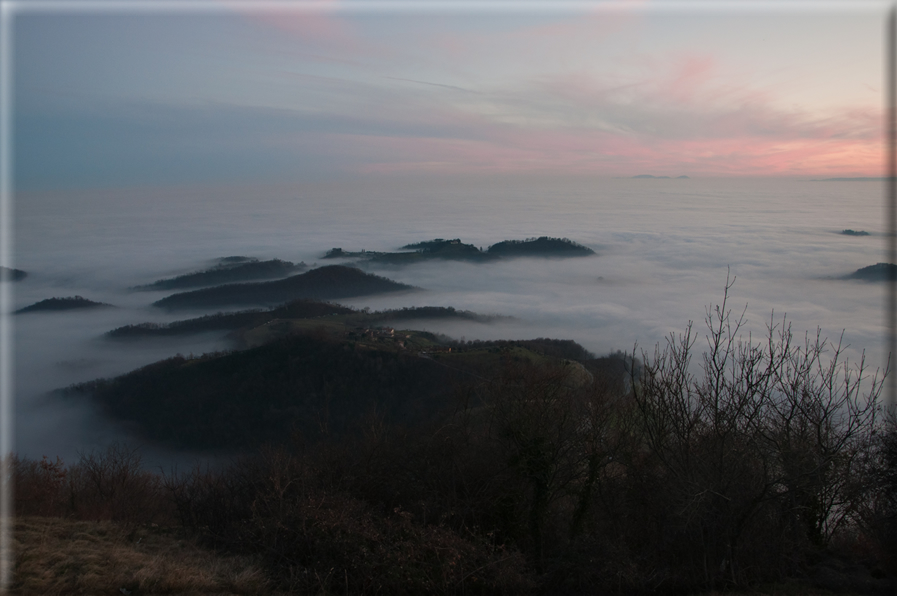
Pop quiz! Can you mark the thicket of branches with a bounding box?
[8,286,895,594]
[625,281,890,590]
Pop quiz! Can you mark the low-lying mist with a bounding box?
[11,175,888,465]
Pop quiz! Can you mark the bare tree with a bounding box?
[630,278,887,588]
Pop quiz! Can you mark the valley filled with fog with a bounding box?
[11,174,887,464]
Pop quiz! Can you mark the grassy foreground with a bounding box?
[10,513,883,596]
[12,516,269,596]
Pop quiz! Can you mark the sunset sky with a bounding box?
[10,1,890,189]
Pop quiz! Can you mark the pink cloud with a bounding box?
[238,2,364,54]
[281,121,881,178]
[237,12,882,178]
[664,54,717,104]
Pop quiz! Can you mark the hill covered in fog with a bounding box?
[17,296,112,313]
[845,262,897,281]
[107,302,507,340]
[0,266,26,281]
[324,236,596,265]
[152,265,415,310]
[133,258,305,291]
[72,317,617,450]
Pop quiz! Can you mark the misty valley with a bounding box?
[11,229,897,595]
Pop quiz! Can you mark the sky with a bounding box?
[8,0,891,190]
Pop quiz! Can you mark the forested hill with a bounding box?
[486,236,595,257]
[107,300,355,338]
[17,296,112,313]
[845,262,897,281]
[152,265,415,310]
[323,236,596,264]
[67,328,621,451]
[69,334,458,450]
[133,258,304,291]
[107,303,504,339]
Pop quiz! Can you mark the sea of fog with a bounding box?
[10,175,890,465]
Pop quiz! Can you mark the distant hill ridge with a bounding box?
[109,302,507,339]
[325,236,595,264]
[152,265,415,310]
[845,262,897,281]
[108,300,355,338]
[17,296,112,313]
[486,236,594,257]
[134,258,304,291]
[0,267,26,282]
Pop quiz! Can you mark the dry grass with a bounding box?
[11,516,270,595]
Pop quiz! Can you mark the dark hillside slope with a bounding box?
[134,259,303,291]
[17,296,112,313]
[107,300,354,338]
[0,267,26,281]
[153,265,414,310]
[487,236,595,257]
[68,334,458,450]
[845,262,897,281]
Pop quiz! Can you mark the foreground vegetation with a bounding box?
[13,515,269,595]
[14,290,897,594]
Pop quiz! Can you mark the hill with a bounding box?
[486,236,595,257]
[17,296,112,313]
[152,265,415,311]
[69,334,462,449]
[134,258,304,291]
[845,262,897,281]
[107,303,504,339]
[323,236,595,264]
[69,320,610,450]
[0,266,26,281]
[325,239,489,264]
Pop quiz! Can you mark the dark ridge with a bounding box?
[399,238,481,255]
[486,236,595,257]
[152,265,415,311]
[632,174,670,179]
[67,327,612,450]
[446,337,596,361]
[325,239,488,264]
[326,237,596,264]
[844,263,897,281]
[218,256,256,264]
[401,238,454,250]
[109,302,505,340]
[377,239,485,264]
[0,267,27,282]
[134,259,304,291]
[17,296,112,314]
[368,305,509,324]
[67,334,460,450]
[107,300,355,338]
[841,229,871,236]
